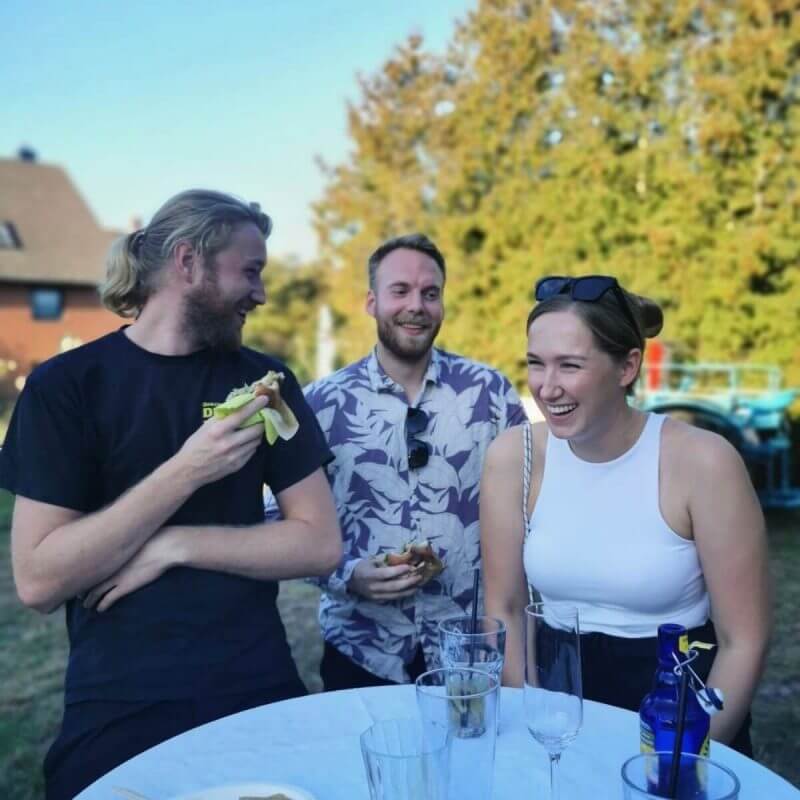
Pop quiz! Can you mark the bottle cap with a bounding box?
[696,686,725,716]
[671,649,723,717]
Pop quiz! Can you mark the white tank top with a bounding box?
[523,413,709,637]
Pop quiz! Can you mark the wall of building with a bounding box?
[0,284,121,382]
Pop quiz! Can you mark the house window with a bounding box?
[0,222,22,249]
[31,288,64,320]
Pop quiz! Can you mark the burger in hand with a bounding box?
[213,371,299,444]
[379,540,444,585]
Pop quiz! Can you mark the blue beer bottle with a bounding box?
[640,623,710,782]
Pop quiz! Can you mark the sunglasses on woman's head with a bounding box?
[406,407,430,470]
[534,275,640,336]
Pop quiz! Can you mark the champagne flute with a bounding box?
[523,602,582,800]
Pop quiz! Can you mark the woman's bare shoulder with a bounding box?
[487,423,526,464]
[487,422,548,469]
[661,415,743,472]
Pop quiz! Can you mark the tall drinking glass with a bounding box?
[415,667,498,800]
[438,616,506,732]
[523,602,582,800]
[438,615,506,673]
[360,718,450,800]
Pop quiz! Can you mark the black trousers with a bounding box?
[44,680,307,800]
[320,641,428,691]
[580,619,753,757]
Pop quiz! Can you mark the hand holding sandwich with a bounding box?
[348,541,444,601]
[178,371,298,490]
[176,396,269,490]
[348,558,425,601]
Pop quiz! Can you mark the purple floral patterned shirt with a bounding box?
[305,347,526,682]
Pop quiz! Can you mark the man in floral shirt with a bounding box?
[306,233,527,689]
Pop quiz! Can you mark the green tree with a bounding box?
[244,258,326,385]
[312,32,451,362]
[314,0,800,392]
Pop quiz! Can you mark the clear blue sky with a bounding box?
[1,0,474,260]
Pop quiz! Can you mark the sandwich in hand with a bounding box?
[213,371,299,445]
[379,540,444,585]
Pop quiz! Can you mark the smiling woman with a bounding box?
[480,273,771,758]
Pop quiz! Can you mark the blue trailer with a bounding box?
[635,362,800,509]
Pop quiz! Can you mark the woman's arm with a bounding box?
[687,429,772,745]
[480,426,532,687]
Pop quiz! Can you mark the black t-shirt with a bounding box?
[0,329,333,703]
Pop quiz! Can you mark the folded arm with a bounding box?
[85,467,343,612]
[12,397,268,613]
[171,467,342,580]
[265,473,363,598]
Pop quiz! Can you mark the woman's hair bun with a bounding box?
[628,292,664,339]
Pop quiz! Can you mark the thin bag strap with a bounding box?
[522,423,533,538]
[521,423,535,604]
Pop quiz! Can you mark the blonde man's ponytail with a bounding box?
[100,231,147,318]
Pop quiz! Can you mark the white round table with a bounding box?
[76,686,799,799]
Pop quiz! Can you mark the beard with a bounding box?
[183,273,243,352]
[376,312,441,364]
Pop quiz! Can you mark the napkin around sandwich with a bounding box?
[212,390,299,445]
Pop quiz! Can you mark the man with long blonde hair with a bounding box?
[1,189,342,798]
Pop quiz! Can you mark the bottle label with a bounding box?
[689,640,716,651]
[640,719,655,754]
[679,633,689,654]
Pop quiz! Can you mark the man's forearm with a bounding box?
[311,555,360,595]
[169,517,342,581]
[22,458,196,611]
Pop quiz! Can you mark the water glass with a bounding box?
[438,615,505,675]
[438,615,506,733]
[360,718,450,800]
[621,752,740,799]
[415,667,498,800]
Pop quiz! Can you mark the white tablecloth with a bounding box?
[77,686,799,799]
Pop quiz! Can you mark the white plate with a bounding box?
[172,783,315,800]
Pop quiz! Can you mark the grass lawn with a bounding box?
[1,489,798,797]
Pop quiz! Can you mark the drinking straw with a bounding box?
[468,568,480,667]
[667,665,691,798]
[456,567,481,733]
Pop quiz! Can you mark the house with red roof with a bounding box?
[0,151,122,402]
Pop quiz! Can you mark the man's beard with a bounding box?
[183,275,243,352]
[376,313,441,364]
